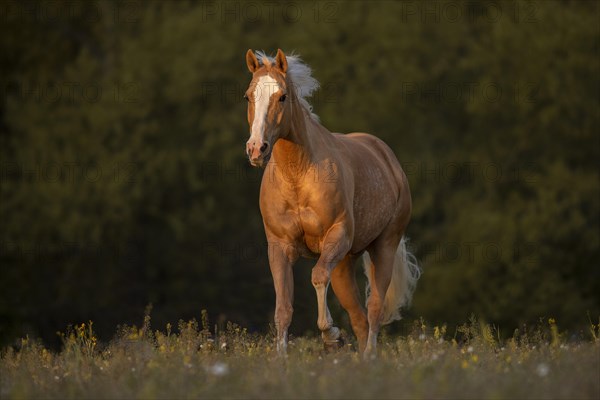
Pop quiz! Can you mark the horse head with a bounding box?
[244,49,292,167]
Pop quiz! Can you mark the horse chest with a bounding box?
[297,206,325,251]
[285,205,331,255]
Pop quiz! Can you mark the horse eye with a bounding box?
[279,94,287,102]
[243,94,249,101]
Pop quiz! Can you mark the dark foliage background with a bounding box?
[1,0,598,347]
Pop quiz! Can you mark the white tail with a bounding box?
[363,237,421,325]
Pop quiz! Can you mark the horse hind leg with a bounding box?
[363,242,397,359]
[330,254,369,352]
[363,236,420,360]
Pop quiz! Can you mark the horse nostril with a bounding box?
[260,143,269,154]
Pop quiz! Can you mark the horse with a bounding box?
[243,49,420,359]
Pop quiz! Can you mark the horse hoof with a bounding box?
[323,336,345,352]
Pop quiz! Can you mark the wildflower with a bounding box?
[536,363,549,377]
[434,325,446,342]
[467,346,474,353]
[207,362,229,377]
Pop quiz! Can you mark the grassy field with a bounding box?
[1,314,598,399]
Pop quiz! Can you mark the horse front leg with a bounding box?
[268,241,298,356]
[312,223,352,349]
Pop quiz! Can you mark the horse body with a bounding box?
[262,129,410,257]
[244,49,419,358]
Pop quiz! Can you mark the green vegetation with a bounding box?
[1,1,598,348]
[1,314,598,399]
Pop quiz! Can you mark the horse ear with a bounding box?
[275,49,288,73]
[246,49,259,73]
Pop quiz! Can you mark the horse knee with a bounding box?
[311,265,330,286]
[275,305,293,329]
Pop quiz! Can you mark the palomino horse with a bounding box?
[244,49,420,359]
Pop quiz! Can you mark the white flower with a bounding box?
[536,363,550,377]
[208,362,229,377]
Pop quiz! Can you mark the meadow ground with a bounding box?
[1,314,598,399]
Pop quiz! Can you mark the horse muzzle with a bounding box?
[247,140,271,167]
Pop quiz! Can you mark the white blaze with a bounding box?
[250,75,279,145]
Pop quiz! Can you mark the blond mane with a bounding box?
[255,51,320,121]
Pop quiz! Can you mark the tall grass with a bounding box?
[1,313,598,399]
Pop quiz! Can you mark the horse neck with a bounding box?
[272,97,326,178]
